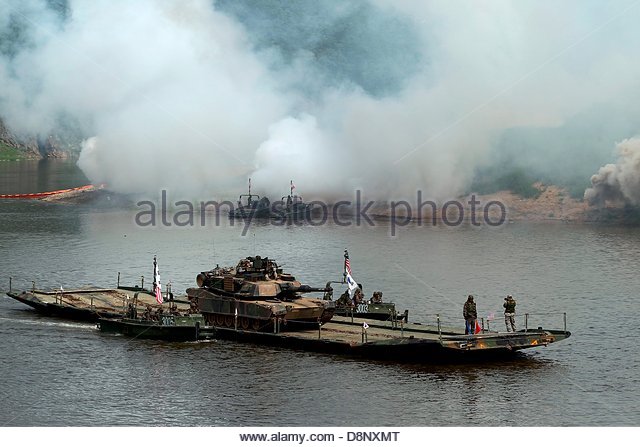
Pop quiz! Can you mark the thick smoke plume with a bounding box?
[3,0,640,201]
[585,138,640,205]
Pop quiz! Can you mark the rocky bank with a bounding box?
[0,117,80,159]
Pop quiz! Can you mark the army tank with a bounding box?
[186,256,335,332]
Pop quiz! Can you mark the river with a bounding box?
[0,160,638,426]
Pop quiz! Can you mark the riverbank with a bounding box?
[0,143,37,161]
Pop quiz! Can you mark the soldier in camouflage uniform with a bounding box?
[337,290,352,307]
[504,294,517,332]
[370,291,383,304]
[463,295,477,334]
[353,287,364,305]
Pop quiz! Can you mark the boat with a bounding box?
[98,313,213,342]
[333,288,409,322]
[229,179,313,220]
[229,178,273,219]
[329,250,409,322]
[230,194,273,219]
[276,180,313,219]
[186,255,335,331]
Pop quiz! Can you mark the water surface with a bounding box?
[0,161,638,426]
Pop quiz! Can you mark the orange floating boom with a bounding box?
[0,184,94,199]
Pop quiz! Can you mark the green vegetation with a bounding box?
[470,167,541,199]
[560,178,591,199]
[0,142,27,161]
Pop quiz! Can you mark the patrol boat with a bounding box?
[229,179,313,220]
[229,178,273,219]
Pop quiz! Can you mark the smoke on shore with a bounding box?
[585,138,640,206]
[3,0,640,201]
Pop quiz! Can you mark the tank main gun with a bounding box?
[277,283,333,299]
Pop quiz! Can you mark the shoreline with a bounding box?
[2,182,636,225]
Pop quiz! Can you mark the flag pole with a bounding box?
[153,256,157,293]
[343,249,348,284]
[153,255,163,305]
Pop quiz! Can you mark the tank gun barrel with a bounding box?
[278,283,332,296]
[298,284,333,293]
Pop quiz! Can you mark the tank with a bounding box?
[186,256,335,332]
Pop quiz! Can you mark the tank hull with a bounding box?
[187,287,335,332]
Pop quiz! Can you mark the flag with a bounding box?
[346,272,358,298]
[475,320,482,334]
[290,180,295,190]
[344,249,352,275]
[363,322,369,330]
[344,249,358,298]
[153,256,162,304]
[487,312,495,321]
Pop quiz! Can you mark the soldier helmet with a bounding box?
[467,294,474,300]
[507,294,513,298]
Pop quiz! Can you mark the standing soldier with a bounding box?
[504,294,517,332]
[463,295,477,335]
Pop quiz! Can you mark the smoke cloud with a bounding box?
[3,0,640,201]
[585,138,640,205]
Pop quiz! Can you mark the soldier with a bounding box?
[504,294,517,332]
[353,287,364,305]
[189,297,199,314]
[463,295,477,335]
[126,303,135,319]
[286,195,293,211]
[370,291,383,304]
[338,290,351,307]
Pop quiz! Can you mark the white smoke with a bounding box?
[3,0,640,201]
[2,0,288,196]
[585,138,640,205]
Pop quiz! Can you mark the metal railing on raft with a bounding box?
[6,274,143,308]
[412,312,569,337]
[483,312,568,333]
[8,272,144,294]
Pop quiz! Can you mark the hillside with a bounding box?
[0,117,81,160]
